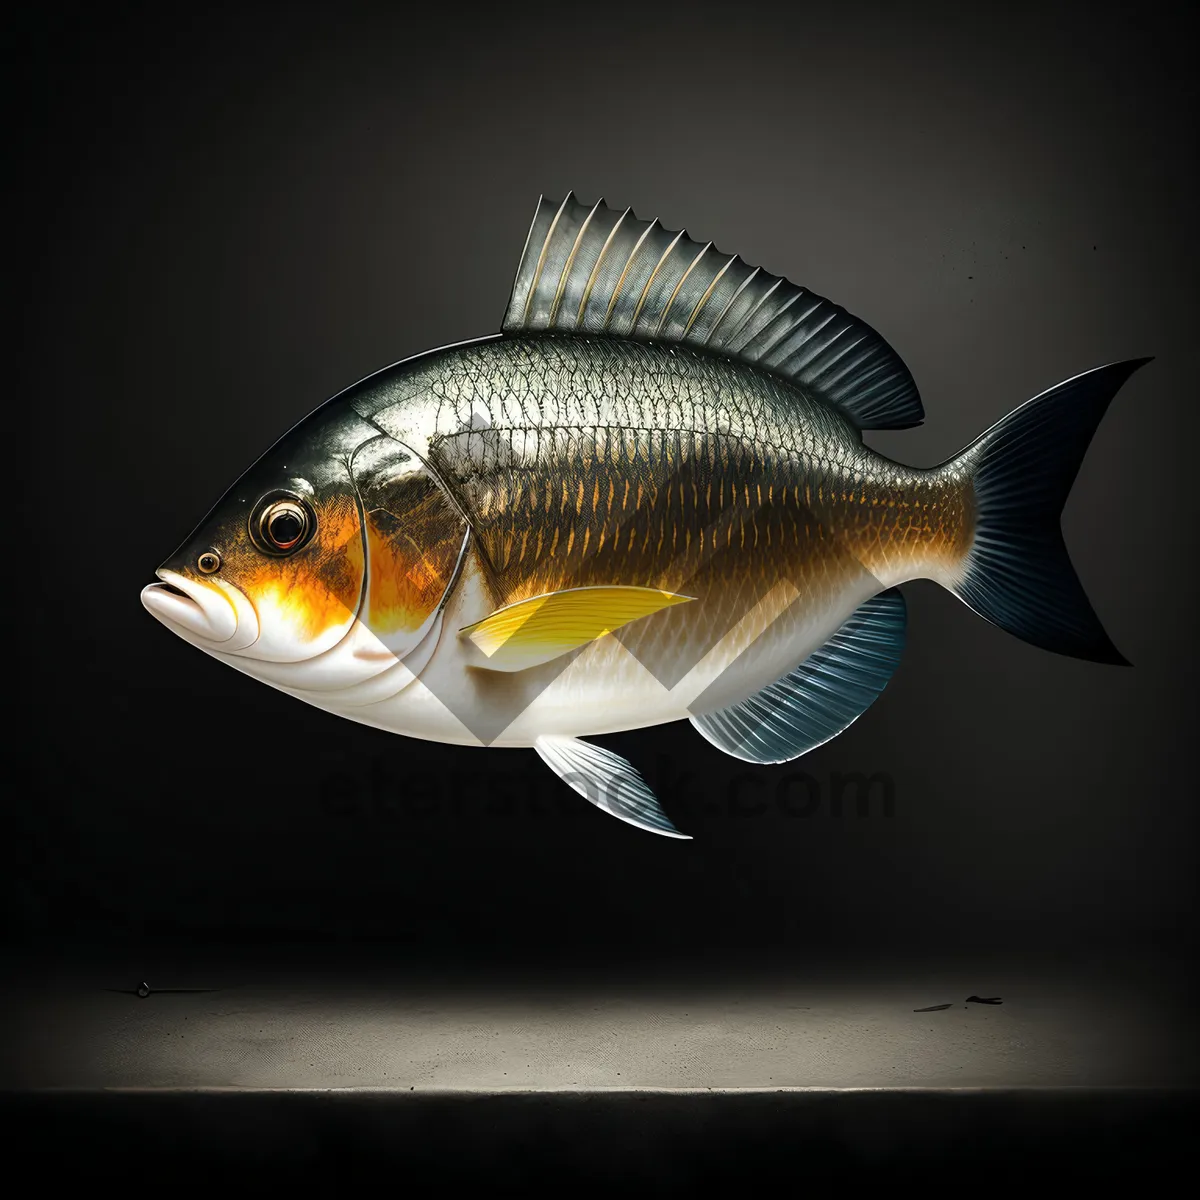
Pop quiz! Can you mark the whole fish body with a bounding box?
[142,193,1146,837]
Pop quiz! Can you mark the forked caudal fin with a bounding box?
[946,358,1151,665]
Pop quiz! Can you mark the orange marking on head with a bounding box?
[363,506,462,637]
[365,523,432,635]
[240,494,364,642]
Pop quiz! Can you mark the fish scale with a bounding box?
[413,335,958,607]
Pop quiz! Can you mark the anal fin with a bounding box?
[534,735,691,839]
[689,589,906,763]
[460,585,694,672]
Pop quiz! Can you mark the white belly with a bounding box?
[298,555,880,749]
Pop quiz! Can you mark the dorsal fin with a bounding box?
[502,193,924,431]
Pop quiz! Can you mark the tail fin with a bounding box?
[946,358,1151,665]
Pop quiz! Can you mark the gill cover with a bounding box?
[256,432,470,698]
[249,433,469,701]
[349,435,469,661]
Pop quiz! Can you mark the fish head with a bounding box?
[141,401,469,696]
[141,406,371,667]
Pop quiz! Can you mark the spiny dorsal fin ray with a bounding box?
[503,193,924,432]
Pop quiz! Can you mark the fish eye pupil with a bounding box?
[269,510,303,545]
[197,551,221,574]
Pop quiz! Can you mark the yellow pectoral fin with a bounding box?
[459,585,696,672]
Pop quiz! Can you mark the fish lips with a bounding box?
[141,569,260,653]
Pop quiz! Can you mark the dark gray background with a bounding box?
[11,0,1196,972]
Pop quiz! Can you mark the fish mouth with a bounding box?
[141,569,259,651]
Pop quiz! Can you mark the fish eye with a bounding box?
[251,492,316,556]
[197,551,221,574]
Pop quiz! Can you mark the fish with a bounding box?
[142,192,1148,839]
